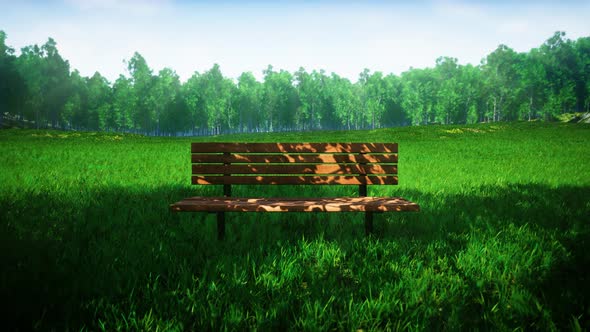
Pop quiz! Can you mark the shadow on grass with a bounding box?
[0,183,588,330]
[384,183,590,329]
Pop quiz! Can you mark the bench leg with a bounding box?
[217,212,225,240]
[365,212,374,235]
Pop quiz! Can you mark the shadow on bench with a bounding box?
[170,142,419,239]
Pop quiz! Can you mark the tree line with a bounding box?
[1,30,589,135]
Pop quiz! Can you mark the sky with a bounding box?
[1,0,589,83]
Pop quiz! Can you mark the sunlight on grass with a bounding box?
[1,122,589,330]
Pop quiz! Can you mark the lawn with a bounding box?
[1,121,589,331]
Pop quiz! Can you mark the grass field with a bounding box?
[1,122,589,331]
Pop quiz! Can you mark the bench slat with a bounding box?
[191,153,398,164]
[192,175,398,185]
[171,196,419,212]
[192,164,398,175]
[191,142,398,153]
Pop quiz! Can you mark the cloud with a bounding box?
[63,0,172,15]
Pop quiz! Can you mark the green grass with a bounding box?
[1,122,589,331]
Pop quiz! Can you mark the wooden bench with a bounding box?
[170,143,419,239]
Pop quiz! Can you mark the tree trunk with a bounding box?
[464,96,471,124]
[35,107,40,129]
[239,109,243,133]
[528,95,533,121]
[310,104,314,130]
[347,108,350,130]
[225,105,231,132]
[492,96,497,123]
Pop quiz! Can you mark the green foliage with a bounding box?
[1,122,589,330]
[327,73,360,129]
[2,30,589,134]
[0,31,24,127]
[262,65,298,131]
[112,75,135,131]
[183,71,206,135]
[200,64,236,135]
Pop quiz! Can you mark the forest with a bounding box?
[0,30,589,135]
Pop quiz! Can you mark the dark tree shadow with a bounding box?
[1,183,588,330]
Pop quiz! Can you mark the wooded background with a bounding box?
[1,31,588,135]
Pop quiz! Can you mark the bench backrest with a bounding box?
[191,143,398,196]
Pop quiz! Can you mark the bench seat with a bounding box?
[171,196,420,213]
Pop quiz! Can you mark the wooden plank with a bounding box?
[170,196,420,212]
[192,164,397,175]
[191,153,398,164]
[191,142,398,154]
[191,175,398,185]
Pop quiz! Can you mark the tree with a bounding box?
[400,68,436,125]
[433,57,462,124]
[450,63,485,124]
[236,72,262,132]
[86,72,111,130]
[127,52,155,134]
[183,72,207,135]
[327,73,358,130]
[295,68,326,130]
[152,68,181,135]
[539,32,579,118]
[359,69,388,129]
[112,75,135,131]
[163,93,191,135]
[14,38,71,129]
[0,30,11,56]
[62,69,87,129]
[574,37,590,113]
[41,38,70,128]
[515,49,547,120]
[16,44,45,128]
[262,66,298,131]
[481,44,520,122]
[200,64,235,135]
[314,70,337,129]
[380,74,406,127]
[0,30,25,128]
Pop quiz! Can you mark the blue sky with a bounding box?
[1,0,589,83]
